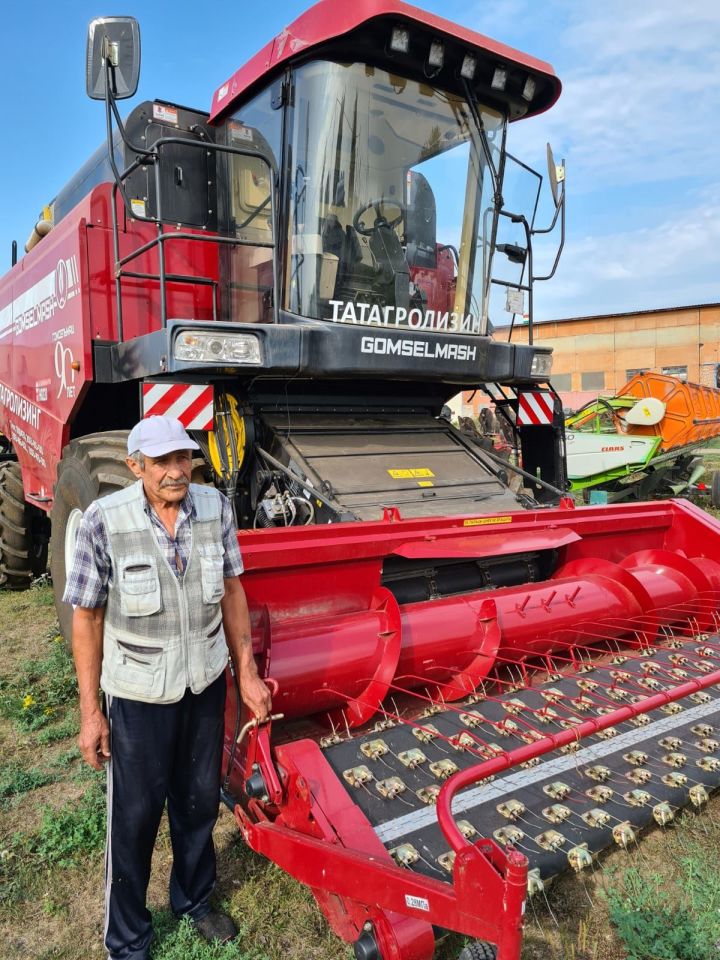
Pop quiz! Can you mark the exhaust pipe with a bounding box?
[25,206,54,253]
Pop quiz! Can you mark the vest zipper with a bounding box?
[179,527,191,691]
[122,653,151,666]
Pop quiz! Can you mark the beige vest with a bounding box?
[97,481,229,704]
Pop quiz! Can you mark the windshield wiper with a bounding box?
[462,79,503,211]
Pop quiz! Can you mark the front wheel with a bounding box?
[711,470,720,508]
[458,942,497,960]
[49,432,133,643]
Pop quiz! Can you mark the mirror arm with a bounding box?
[533,188,565,283]
[531,186,563,236]
[103,59,145,227]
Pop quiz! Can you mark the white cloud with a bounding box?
[509,0,720,189]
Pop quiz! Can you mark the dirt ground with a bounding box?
[2,576,720,960]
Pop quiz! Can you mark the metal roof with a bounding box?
[532,301,720,326]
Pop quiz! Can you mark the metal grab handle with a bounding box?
[234,676,281,745]
[236,712,285,746]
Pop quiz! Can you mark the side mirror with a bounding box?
[546,143,565,208]
[86,17,140,100]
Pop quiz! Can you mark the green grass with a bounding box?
[35,714,80,744]
[30,776,106,868]
[29,581,59,606]
[0,633,77,733]
[150,913,270,960]
[0,761,55,803]
[603,843,720,960]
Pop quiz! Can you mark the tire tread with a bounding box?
[458,942,497,960]
[0,462,35,590]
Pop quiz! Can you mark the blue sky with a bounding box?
[1,0,718,322]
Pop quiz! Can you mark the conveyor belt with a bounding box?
[321,634,720,887]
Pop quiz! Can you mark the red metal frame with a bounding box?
[220,499,720,958]
[230,592,720,959]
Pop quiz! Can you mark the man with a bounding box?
[64,415,272,960]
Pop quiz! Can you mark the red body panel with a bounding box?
[210,0,560,122]
[0,202,92,501]
[0,184,219,502]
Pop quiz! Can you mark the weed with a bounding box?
[151,913,269,960]
[36,714,80,744]
[0,761,55,802]
[51,746,81,769]
[30,776,106,868]
[605,865,719,960]
[29,582,57,606]
[0,635,77,732]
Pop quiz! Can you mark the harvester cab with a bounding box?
[77,5,568,535]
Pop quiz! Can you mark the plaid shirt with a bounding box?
[62,481,244,609]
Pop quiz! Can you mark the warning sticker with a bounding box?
[417,480,434,487]
[229,122,254,142]
[388,468,435,479]
[463,516,512,526]
[153,103,178,125]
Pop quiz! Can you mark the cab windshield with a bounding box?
[285,60,505,335]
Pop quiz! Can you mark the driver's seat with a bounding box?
[405,171,437,269]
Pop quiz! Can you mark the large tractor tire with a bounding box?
[50,432,134,643]
[0,461,49,590]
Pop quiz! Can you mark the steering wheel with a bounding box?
[353,198,406,236]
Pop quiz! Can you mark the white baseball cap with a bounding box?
[127,416,200,458]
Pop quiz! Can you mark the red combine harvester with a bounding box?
[3,5,720,959]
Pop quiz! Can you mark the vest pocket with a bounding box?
[106,639,167,699]
[198,548,225,604]
[118,555,162,617]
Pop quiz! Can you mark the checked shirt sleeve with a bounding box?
[220,493,244,578]
[62,502,112,608]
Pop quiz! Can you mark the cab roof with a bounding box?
[210,0,561,122]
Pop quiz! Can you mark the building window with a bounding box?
[626,368,647,381]
[661,365,687,381]
[552,373,572,391]
[581,371,605,391]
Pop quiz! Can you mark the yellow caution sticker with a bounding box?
[463,516,512,526]
[417,480,434,487]
[388,468,435,479]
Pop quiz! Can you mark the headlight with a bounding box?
[174,331,262,365]
[530,351,553,378]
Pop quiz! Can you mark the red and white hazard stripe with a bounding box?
[517,391,554,426]
[142,383,214,431]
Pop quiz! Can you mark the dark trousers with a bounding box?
[104,675,226,960]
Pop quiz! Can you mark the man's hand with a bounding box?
[239,670,273,722]
[71,606,108,770]
[79,707,111,770]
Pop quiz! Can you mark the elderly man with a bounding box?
[63,415,272,960]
